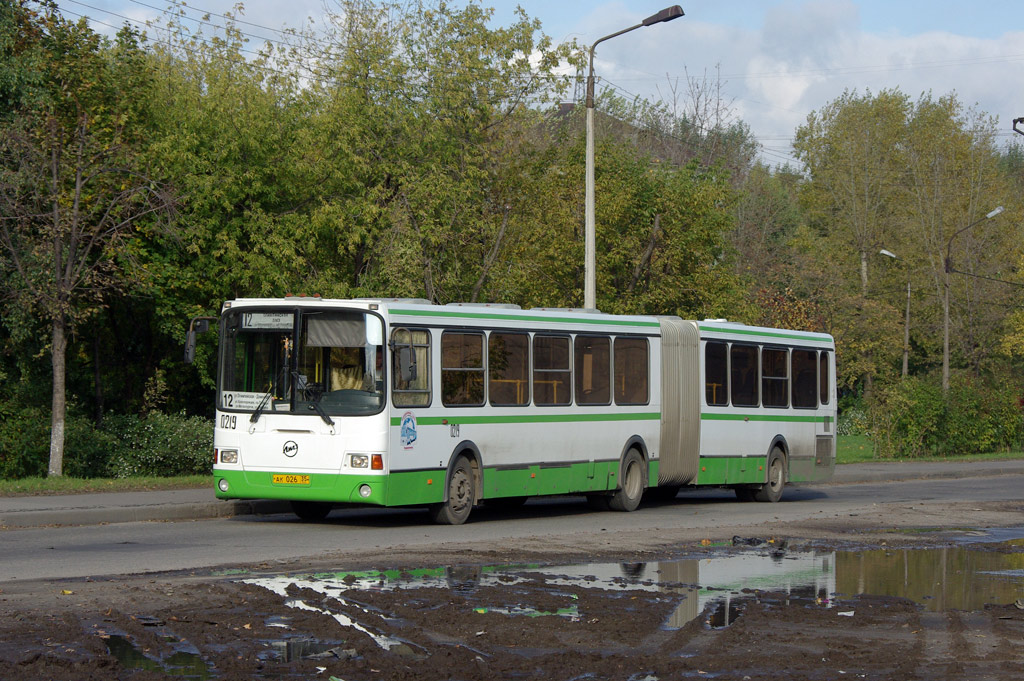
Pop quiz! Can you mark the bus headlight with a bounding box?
[218,478,230,492]
[358,484,372,498]
[220,449,239,464]
[350,454,369,468]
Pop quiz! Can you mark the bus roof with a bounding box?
[221,298,833,344]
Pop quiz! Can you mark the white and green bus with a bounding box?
[186,297,836,524]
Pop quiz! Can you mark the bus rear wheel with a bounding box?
[753,450,786,503]
[430,455,475,525]
[291,500,333,522]
[608,450,645,512]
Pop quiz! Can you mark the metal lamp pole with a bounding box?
[584,5,684,310]
[879,249,910,378]
[942,205,1004,391]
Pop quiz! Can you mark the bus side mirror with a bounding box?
[398,346,417,383]
[184,317,215,364]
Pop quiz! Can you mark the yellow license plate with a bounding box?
[272,474,310,485]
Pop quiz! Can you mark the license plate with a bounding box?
[272,474,310,485]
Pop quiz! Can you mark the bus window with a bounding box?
[392,328,431,407]
[489,332,529,406]
[704,341,728,406]
[575,336,610,405]
[820,351,831,405]
[730,344,759,407]
[792,349,818,408]
[762,348,789,408]
[442,332,485,406]
[534,335,571,406]
[614,337,649,405]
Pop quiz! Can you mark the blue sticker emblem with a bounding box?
[400,411,417,449]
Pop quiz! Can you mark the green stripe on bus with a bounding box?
[390,308,661,328]
[698,325,831,343]
[701,413,834,423]
[390,412,661,426]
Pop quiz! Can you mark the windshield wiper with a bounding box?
[292,370,334,427]
[249,385,274,424]
[250,365,290,424]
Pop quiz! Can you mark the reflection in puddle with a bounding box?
[242,527,1024,641]
[103,634,214,679]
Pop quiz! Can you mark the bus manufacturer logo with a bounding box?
[283,440,299,457]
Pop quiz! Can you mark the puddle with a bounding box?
[241,528,1024,641]
[103,634,215,679]
[258,638,354,663]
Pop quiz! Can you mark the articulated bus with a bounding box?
[185,297,836,524]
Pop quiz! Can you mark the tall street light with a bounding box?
[584,5,684,310]
[879,249,910,378]
[943,205,1004,391]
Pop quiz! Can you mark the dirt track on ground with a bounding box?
[2,499,1024,680]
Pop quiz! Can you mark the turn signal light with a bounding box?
[371,454,384,470]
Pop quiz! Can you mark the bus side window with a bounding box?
[534,335,571,406]
[441,331,485,407]
[704,341,728,406]
[762,347,789,408]
[614,337,649,405]
[792,349,818,408]
[392,328,431,407]
[730,343,759,407]
[819,351,831,405]
[575,336,610,405]
[489,332,530,406]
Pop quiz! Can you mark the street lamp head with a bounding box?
[986,206,1004,219]
[879,249,897,260]
[643,5,684,26]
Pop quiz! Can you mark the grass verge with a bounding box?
[0,475,213,497]
[836,435,1024,464]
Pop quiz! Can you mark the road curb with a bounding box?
[0,498,290,529]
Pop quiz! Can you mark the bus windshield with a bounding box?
[219,308,385,417]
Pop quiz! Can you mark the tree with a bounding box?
[902,94,1016,387]
[0,7,171,475]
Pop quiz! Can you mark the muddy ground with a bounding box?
[2,499,1024,680]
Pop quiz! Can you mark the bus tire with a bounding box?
[754,449,786,503]
[291,500,333,522]
[429,455,475,525]
[608,450,645,512]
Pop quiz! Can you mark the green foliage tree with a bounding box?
[793,88,1019,392]
[0,5,171,475]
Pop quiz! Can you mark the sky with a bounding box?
[54,0,1024,167]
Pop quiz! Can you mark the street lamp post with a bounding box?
[942,205,1004,391]
[879,249,910,378]
[584,5,684,310]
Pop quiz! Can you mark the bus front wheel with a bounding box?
[608,450,645,512]
[430,455,475,525]
[753,450,786,503]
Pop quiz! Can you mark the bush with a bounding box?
[0,407,212,480]
[64,417,120,479]
[869,377,944,458]
[103,412,213,478]
[0,405,50,479]
[869,374,1024,458]
[837,403,870,436]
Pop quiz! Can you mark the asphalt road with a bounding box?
[3,472,1022,583]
